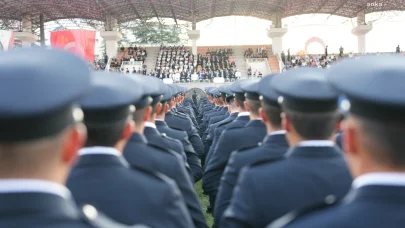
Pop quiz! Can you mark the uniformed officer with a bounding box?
[154,85,203,183]
[172,86,204,158]
[197,88,215,122]
[203,80,251,214]
[165,87,205,160]
[206,86,232,130]
[67,72,193,228]
[213,77,273,226]
[202,88,228,127]
[176,89,199,128]
[142,81,190,168]
[123,76,207,228]
[221,68,352,228]
[204,80,251,170]
[0,49,142,228]
[199,88,225,136]
[269,56,405,228]
[203,86,238,161]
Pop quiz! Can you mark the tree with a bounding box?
[121,19,189,45]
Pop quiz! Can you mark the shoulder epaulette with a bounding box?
[169,126,184,131]
[267,196,339,228]
[147,142,180,158]
[225,125,245,132]
[130,164,172,183]
[248,156,285,168]
[217,120,232,128]
[160,133,179,144]
[80,204,150,228]
[235,144,260,153]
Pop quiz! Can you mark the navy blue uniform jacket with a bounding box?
[67,153,193,228]
[204,119,266,196]
[166,110,205,158]
[221,145,352,228]
[283,185,405,228]
[214,133,289,226]
[123,133,207,228]
[155,120,203,183]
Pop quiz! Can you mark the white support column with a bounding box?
[267,27,288,55]
[100,31,122,59]
[15,15,38,48]
[187,30,200,55]
[351,11,372,54]
[100,15,122,59]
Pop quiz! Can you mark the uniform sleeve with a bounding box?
[214,151,239,226]
[188,126,205,158]
[202,130,232,196]
[169,154,208,228]
[183,133,203,183]
[162,178,195,228]
[220,167,259,228]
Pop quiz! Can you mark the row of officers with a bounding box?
[0,48,404,228]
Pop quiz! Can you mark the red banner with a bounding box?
[50,30,96,61]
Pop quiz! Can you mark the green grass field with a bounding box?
[195,181,214,227]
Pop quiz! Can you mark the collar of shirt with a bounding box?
[297,140,335,147]
[0,179,71,200]
[144,121,157,129]
[78,146,120,157]
[155,119,165,122]
[230,111,239,114]
[238,112,250,117]
[353,172,405,189]
[269,130,286,136]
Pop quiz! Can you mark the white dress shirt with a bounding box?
[144,121,157,129]
[238,112,250,117]
[353,172,405,189]
[297,140,335,147]
[78,146,120,157]
[0,179,71,199]
[269,130,286,136]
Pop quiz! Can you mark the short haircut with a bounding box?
[150,102,159,118]
[85,117,129,147]
[283,106,340,140]
[133,107,146,124]
[262,102,282,128]
[235,97,246,111]
[0,126,68,176]
[246,99,261,116]
[356,116,405,168]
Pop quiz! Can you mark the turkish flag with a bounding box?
[50,30,96,61]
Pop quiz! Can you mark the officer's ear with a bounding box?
[62,123,87,164]
[164,103,170,113]
[143,106,152,122]
[343,117,358,156]
[244,101,251,112]
[259,108,268,123]
[281,112,291,132]
[121,119,135,141]
[155,103,162,115]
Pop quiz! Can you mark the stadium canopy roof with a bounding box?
[0,0,403,25]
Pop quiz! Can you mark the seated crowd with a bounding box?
[150,46,238,82]
[108,46,148,71]
[244,47,268,59]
